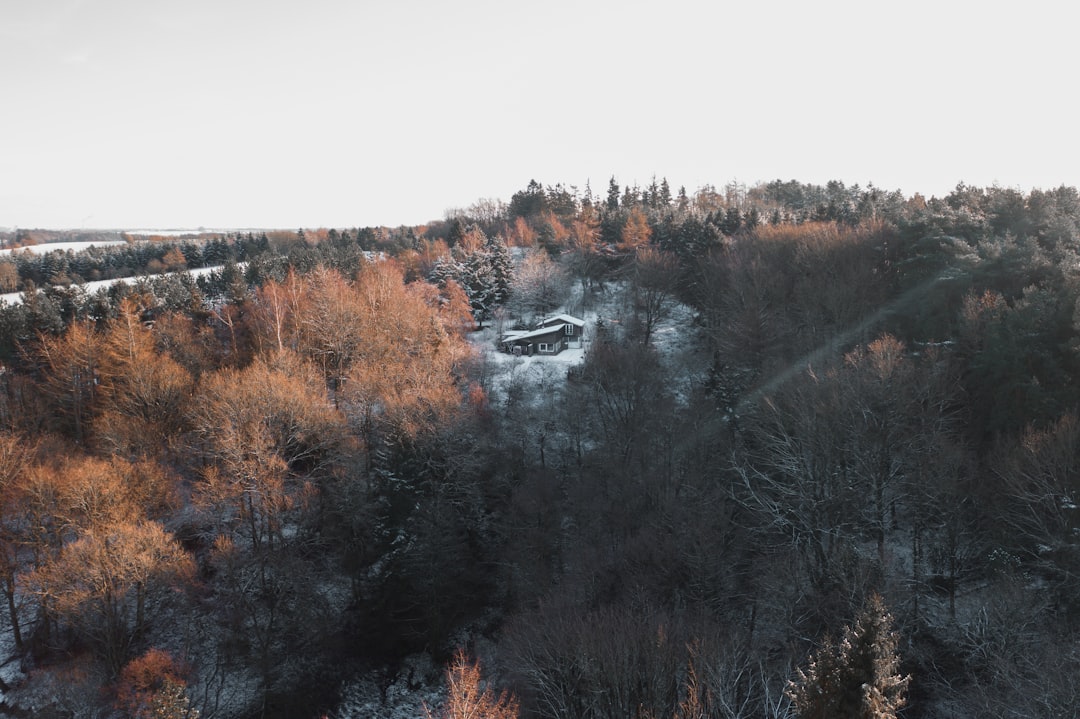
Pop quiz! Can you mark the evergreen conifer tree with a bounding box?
[607,177,621,211]
[787,593,910,719]
[447,219,466,247]
[460,250,497,328]
[677,186,690,212]
[428,256,460,290]
[660,177,673,207]
[484,234,513,307]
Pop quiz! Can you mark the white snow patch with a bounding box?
[332,653,444,719]
[0,627,25,705]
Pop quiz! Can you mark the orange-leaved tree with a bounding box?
[31,319,102,444]
[342,260,473,459]
[426,649,519,719]
[95,299,194,458]
[115,647,198,719]
[249,268,308,357]
[189,350,348,550]
[29,520,195,673]
[619,206,652,253]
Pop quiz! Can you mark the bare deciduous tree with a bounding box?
[96,299,194,458]
[426,650,519,719]
[627,247,679,346]
[509,249,569,324]
[29,520,194,673]
[31,319,101,444]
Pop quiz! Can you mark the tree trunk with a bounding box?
[3,574,21,650]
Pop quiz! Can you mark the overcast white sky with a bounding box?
[2,0,1077,230]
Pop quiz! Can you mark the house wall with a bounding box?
[538,319,585,349]
[533,330,564,353]
[506,329,565,354]
[536,336,563,354]
[565,327,582,349]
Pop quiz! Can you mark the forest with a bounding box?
[1,176,1079,718]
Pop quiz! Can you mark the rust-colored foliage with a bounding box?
[249,269,308,356]
[505,216,536,247]
[16,453,169,543]
[29,520,195,673]
[439,279,480,337]
[0,260,18,292]
[189,349,349,547]
[569,205,600,252]
[161,247,188,272]
[115,647,196,719]
[415,238,453,280]
[96,300,194,457]
[426,649,519,719]
[32,319,102,444]
[537,210,570,248]
[28,300,194,455]
[340,261,473,450]
[619,206,652,252]
[152,312,219,379]
[191,350,346,473]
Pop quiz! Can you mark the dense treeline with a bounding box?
[0,235,249,290]
[2,177,1080,717]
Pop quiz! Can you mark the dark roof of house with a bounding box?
[502,314,585,343]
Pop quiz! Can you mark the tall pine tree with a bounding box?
[606,176,621,211]
[484,234,513,307]
[787,593,910,719]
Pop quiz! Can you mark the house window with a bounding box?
[539,343,550,352]
[564,324,574,335]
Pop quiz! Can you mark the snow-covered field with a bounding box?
[0,264,233,306]
[0,240,126,255]
[121,229,235,237]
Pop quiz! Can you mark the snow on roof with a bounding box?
[539,314,585,326]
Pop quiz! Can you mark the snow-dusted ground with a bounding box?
[472,324,586,376]
[468,283,704,407]
[332,654,444,719]
[0,618,25,708]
